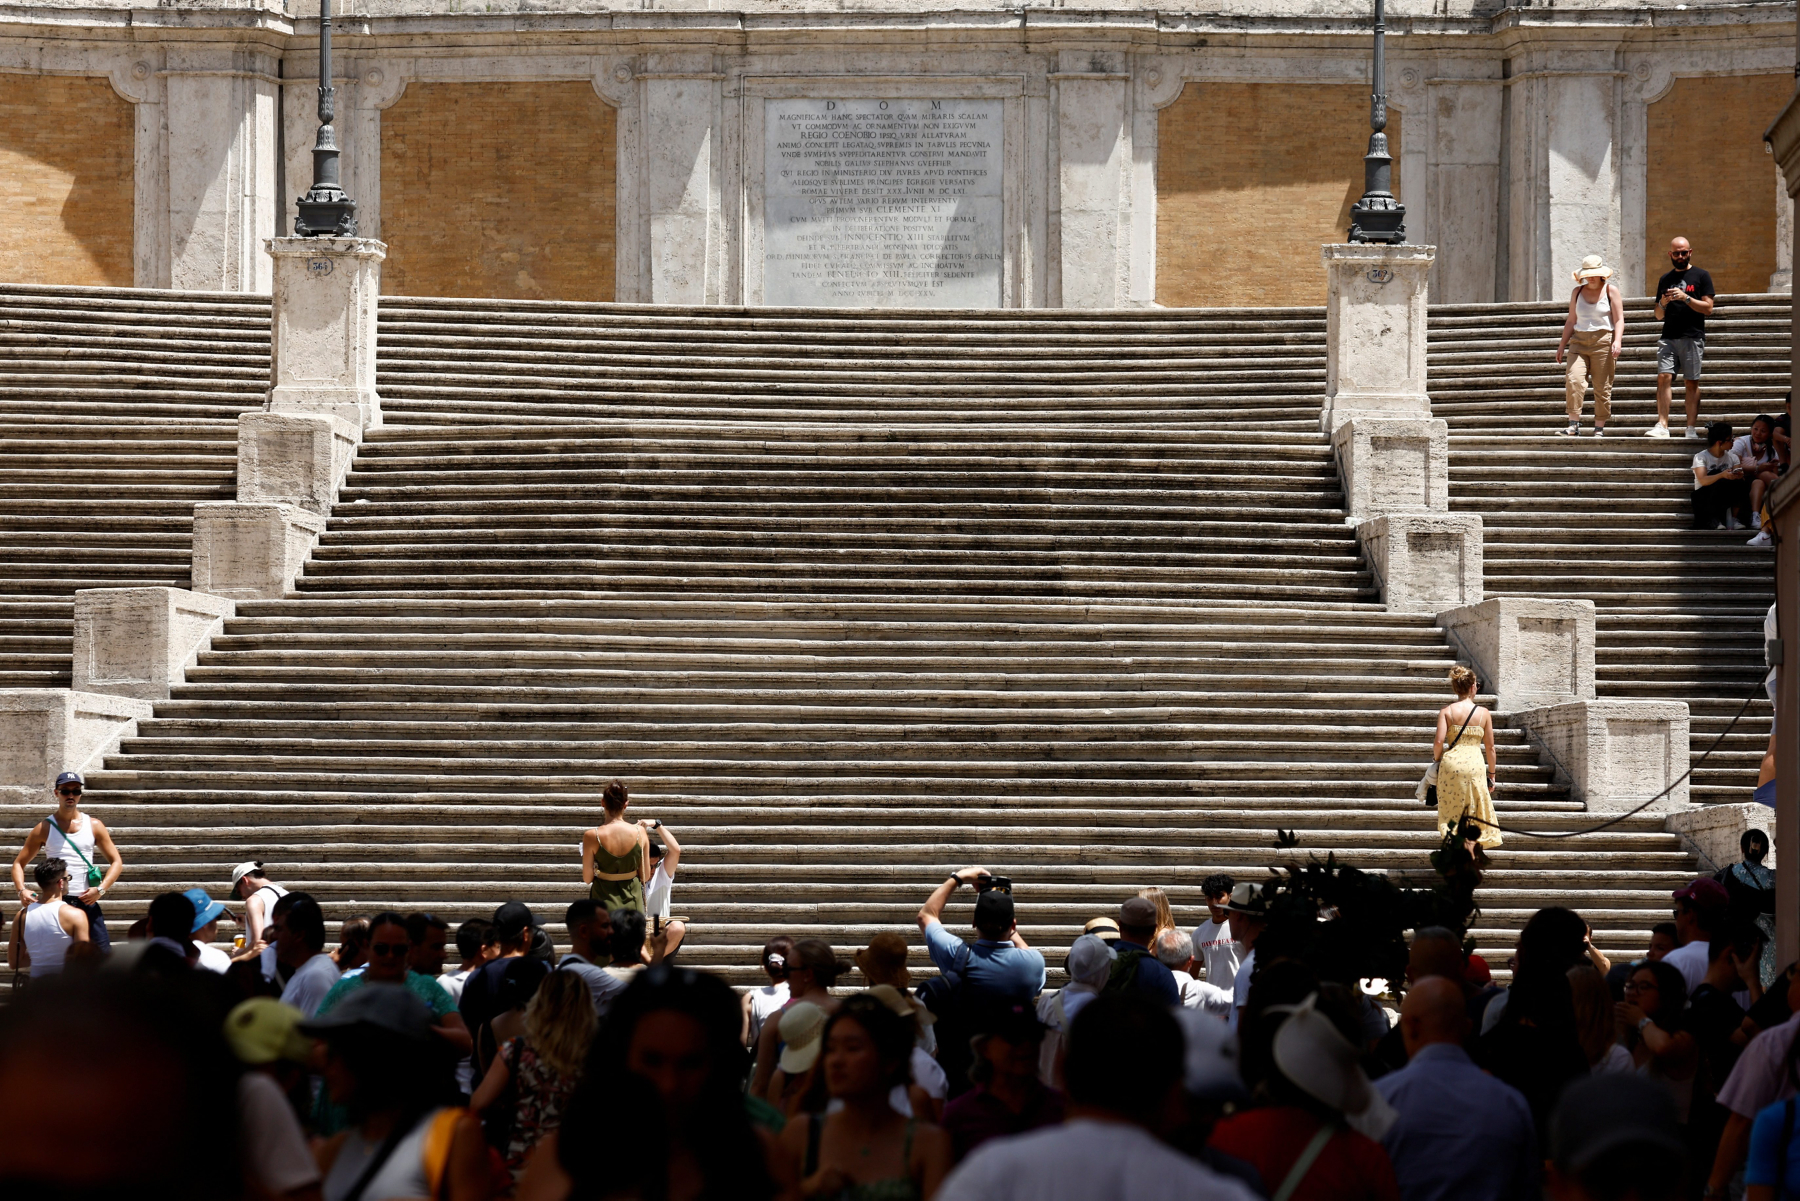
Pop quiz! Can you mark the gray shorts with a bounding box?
[1657,336,1705,380]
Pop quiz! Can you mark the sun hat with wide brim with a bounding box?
[777,1001,827,1074]
[1573,254,1615,282]
[1271,992,1397,1140]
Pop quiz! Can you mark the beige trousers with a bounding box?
[1564,329,1616,424]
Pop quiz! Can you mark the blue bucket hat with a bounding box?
[182,887,228,932]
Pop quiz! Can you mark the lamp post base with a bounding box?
[1348,195,1406,245]
[293,194,357,238]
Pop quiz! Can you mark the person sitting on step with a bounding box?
[1692,421,1749,531]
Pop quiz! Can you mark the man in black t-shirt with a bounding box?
[1647,236,1716,439]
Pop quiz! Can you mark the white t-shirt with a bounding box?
[1694,448,1740,490]
[239,1071,321,1196]
[195,942,232,974]
[437,967,472,1003]
[645,863,674,919]
[747,982,790,1045]
[1734,435,1776,473]
[936,1118,1261,1201]
[280,952,342,1018]
[1229,949,1256,1031]
[1663,939,1710,994]
[1191,918,1241,991]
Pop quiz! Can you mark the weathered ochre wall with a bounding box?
[380,82,617,300]
[1646,74,1790,296]
[1157,83,1399,307]
[0,75,134,287]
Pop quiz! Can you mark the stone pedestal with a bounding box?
[265,237,386,429]
[72,587,235,702]
[0,690,153,804]
[1356,513,1482,614]
[1514,700,1690,815]
[1667,803,1776,875]
[1333,417,1449,523]
[1436,598,1597,713]
[1320,244,1436,434]
[190,502,325,600]
[237,411,361,516]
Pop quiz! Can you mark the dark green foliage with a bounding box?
[1251,818,1484,986]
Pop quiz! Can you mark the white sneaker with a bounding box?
[1592,426,1605,438]
[1686,427,1700,439]
[1749,530,1774,547]
[1645,424,1671,438]
[1558,423,1579,436]
[1727,513,1744,530]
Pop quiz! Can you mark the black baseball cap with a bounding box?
[973,891,1015,931]
[493,901,535,941]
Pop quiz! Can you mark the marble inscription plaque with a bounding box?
[764,98,1002,307]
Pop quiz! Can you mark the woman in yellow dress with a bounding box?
[1435,665,1502,851]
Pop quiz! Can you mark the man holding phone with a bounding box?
[918,865,1046,1002]
[1646,236,1716,439]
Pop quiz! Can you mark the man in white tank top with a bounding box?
[642,820,687,963]
[7,858,90,977]
[9,772,121,953]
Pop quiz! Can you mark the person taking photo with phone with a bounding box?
[916,867,1045,1005]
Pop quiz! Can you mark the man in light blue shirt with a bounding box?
[1375,977,1537,1201]
[918,866,1046,1002]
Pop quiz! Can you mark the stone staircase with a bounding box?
[1431,295,1785,834]
[0,284,269,689]
[0,296,1700,985]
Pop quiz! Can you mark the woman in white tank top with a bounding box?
[11,858,90,977]
[1556,254,1625,437]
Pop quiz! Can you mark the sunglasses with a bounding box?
[1671,252,1691,258]
[370,941,410,956]
[56,788,82,797]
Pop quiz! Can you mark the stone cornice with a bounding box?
[0,0,1788,42]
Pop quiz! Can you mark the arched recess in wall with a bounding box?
[1155,81,1400,308]
[0,73,134,287]
[1644,73,1789,297]
[379,81,618,301]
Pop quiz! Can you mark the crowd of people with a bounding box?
[1557,237,1790,543]
[3,785,1796,1201]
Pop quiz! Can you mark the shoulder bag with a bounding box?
[1416,705,1479,808]
[48,815,105,889]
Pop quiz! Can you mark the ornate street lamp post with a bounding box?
[293,0,357,236]
[1347,0,1405,243]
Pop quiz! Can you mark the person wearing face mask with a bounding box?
[1716,829,1778,989]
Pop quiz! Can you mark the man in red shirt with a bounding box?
[1209,991,1401,1201]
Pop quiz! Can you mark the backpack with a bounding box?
[1103,949,1146,994]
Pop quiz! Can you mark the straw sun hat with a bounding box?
[1572,254,1615,282]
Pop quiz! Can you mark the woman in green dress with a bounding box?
[581,779,650,913]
